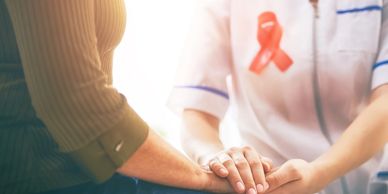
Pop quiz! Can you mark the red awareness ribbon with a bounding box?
[249,12,293,74]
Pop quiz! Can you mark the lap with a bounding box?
[40,174,210,194]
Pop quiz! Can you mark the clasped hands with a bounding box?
[201,146,325,194]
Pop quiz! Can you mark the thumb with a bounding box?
[261,156,273,173]
[265,162,302,192]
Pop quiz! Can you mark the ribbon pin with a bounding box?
[249,12,293,74]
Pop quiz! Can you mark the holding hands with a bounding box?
[201,147,325,194]
[200,146,273,194]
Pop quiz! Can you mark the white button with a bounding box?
[115,141,124,152]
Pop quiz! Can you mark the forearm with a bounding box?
[118,129,214,190]
[182,109,224,164]
[312,93,388,184]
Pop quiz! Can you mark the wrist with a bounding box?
[310,159,336,187]
[199,169,232,193]
[195,168,213,191]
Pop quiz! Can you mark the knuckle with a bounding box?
[210,162,222,169]
[214,167,226,174]
[223,159,235,167]
[235,159,249,169]
[248,159,262,168]
[288,165,301,178]
[229,173,242,183]
[293,169,302,178]
[285,162,296,170]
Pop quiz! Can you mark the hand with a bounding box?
[200,146,273,194]
[265,159,325,194]
[201,170,235,193]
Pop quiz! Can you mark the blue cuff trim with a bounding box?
[373,60,388,71]
[377,171,388,179]
[175,85,229,100]
[337,5,382,15]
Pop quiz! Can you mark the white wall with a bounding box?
[113,0,196,149]
[113,0,241,150]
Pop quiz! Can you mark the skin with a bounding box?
[182,110,273,194]
[118,130,234,193]
[265,85,388,194]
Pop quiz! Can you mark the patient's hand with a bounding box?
[199,146,273,194]
[201,170,235,193]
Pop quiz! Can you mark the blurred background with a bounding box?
[113,0,240,151]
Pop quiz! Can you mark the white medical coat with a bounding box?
[168,0,388,193]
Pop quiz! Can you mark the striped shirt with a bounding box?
[0,1,149,193]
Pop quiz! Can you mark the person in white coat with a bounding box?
[168,0,388,193]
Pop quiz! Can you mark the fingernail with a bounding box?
[263,182,270,191]
[256,184,264,192]
[236,181,245,192]
[247,188,256,194]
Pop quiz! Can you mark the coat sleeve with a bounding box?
[5,0,149,182]
[372,1,388,90]
[167,0,233,119]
